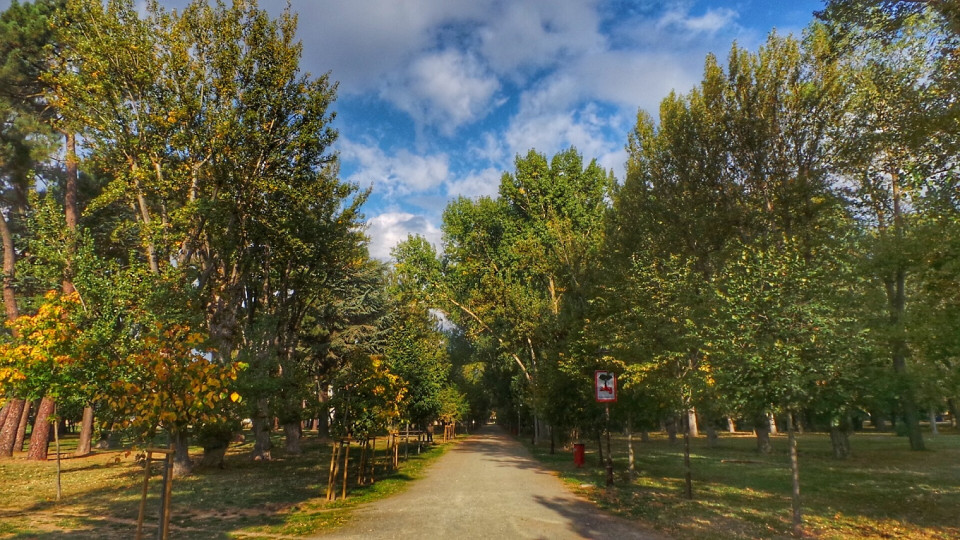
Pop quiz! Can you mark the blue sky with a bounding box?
[4,0,828,258]
[308,0,826,258]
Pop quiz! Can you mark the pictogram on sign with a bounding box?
[595,370,616,403]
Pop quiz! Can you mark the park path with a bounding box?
[317,424,664,540]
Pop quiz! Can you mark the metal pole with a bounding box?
[605,404,614,487]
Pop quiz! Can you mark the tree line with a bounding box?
[0,1,957,517]
[0,0,473,477]
[393,1,959,528]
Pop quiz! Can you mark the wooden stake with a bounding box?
[160,445,174,540]
[326,441,340,501]
[341,441,350,499]
[358,440,367,486]
[135,453,152,540]
[370,436,376,483]
[54,410,61,501]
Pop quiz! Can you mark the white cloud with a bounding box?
[447,168,503,200]
[477,0,606,78]
[657,7,738,34]
[572,50,698,113]
[501,101,629,180]
[340,139,450,196]
[277,0,490,92]
[366,212,442,261]
[383,49,501,135]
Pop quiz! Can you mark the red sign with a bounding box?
[595,370,616,403]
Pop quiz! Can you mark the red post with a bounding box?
[573,443,585,467]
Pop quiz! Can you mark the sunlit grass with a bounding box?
[0,430,456,538]
[524,427,960,539]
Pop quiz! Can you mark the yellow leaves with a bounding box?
[103,322,238,437]
[229,391,241,403]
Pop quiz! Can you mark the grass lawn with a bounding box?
[0,431,452,539]
[524,426,960,539]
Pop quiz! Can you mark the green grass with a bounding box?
[523,427,960,539]
[0,431,453,539]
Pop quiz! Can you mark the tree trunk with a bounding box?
[549,425,555,455]
[0,404,8,433]
[666,416,678,443]
[705,422,718,448]
[199,440,230,469]
[62,131,78,295]
[0,398,25,456]
[317,386,330,439]
[0,211,20,323]
[251,400,272,461]
[754,414,773,454]
[727,417,736,433]
[893,339,924,450]
[640,430,650,442]
[768,412,778,435]
[683,413,693,499]
[870,411,888,432]
[74,406,94,457]
[283,422,302,454]
[830,425,851,459]
[172,430,192,476]
[95,424,120,450]
[27,397,55,461]
[627,419,636,478]
[948,399,958,429]
[885,169,924,451]
[929,408,939,436]
[687,408,699,437]
[788,414,802,537]
[14,400,30,452]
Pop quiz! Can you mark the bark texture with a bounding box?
[251,401,273,461]
[0,211,19,323]
[666,416,678,443]
[27,396,55,460]
[830,426,851,459]
[74,406,94,457]
[788,415,802,537]
[687,408,699,437]
[172,430,192,476]
[0,398,25,456]
[14,400,30,451]
[283,422,302,454]
[754,415,773,454]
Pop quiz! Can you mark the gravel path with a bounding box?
[316,424,665,539]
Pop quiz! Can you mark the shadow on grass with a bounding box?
[0,432,450,539]
[519,430,960,539]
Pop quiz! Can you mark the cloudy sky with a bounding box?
[5,0,828,258]
[305,0,826,258]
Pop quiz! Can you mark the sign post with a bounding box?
[594,371,616,486]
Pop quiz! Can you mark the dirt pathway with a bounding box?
[316,424,664,539]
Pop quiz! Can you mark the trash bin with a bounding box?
[573,443,585,468]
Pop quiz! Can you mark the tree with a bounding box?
[822,8,958,450]
[394,149,611,445]
[55,0,367,465]
[0,0,63,451]
[104,323,241,475]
